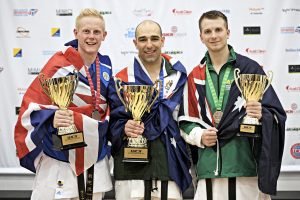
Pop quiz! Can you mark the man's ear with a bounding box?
[73,28,78,38]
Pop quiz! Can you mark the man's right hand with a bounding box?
[201,127,218,147]
[124,120,144,138]
[53,109,74,128]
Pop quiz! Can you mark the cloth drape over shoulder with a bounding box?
[14,44,112,176]
[108,54,192,192]
[178,53,286,195]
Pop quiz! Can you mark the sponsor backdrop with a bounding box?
[0,0,299,172]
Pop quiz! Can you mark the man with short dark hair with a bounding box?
[108,20,192,200]
[179,10,286,200]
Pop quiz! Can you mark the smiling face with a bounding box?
[200,17,230,53]
[73,16,107,59]
[133,21,165,66]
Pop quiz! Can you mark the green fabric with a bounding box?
[114,134,170,181]
[180,46,257,179]
[197,137,257,179]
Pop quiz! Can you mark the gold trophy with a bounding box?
[114,78,161,162]
[38,72,87,150]
[234,68,272,137]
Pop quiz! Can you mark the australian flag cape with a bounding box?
[108,54,192,192]
[178,53,286,195]
[14,39,112,176]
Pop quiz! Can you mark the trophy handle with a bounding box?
[234,68,243,96]
[114,77,128,112]
[71,70,79,101]
[38,73,51,97]
[146,79,162,113]
[263,71,273,94]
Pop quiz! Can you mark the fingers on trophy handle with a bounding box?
[114,77,128,112]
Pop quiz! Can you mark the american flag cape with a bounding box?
[14,44,112,176]
[108,54,192,192]
[178,53,286,195]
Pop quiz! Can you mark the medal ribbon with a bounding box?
[205,66,231,111]
[83,56,101,112]
[158,58,165,99]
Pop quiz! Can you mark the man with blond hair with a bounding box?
[15,8,112,200]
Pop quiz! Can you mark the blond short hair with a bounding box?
[75,8,105,30]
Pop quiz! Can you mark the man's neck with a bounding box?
[80,51,97,67]
[142,57,162,83]
[209,48,230,74]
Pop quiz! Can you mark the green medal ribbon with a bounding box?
[205,66,231,111]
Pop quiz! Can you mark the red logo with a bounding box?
[286,85,300,92]
[245,48,266,54]
[290,143,300,159]
[172,9,192,15]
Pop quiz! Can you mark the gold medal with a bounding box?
[213,110,223,124]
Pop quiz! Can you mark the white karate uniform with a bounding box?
[115,180,182,200]
[31,152,112,200]
[194,177,271,200]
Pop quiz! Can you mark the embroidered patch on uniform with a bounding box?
[165,80,173,90]
[103,72,110,81]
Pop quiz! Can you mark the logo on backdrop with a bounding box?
[219,9,231,14]
[245,48,266,55]
[56,9,72,16]
[16,27,30,38]
[124,27,135,38]
[163,26,187,37]
[281,26,300,34]
[17,87,27,95]
[13,48,22,57]
[288,65,300,73]
[285,103,300,114]
[100,11,112,15]
[285,48,300,53]
[290,143,300,159]
[286,85,300,92]
[282,8,300,13]
[132,9,153,17]
[28,67,42,75]
[249,7,264,15]
[172,9,192,15]
[164,50,183,55]
[121,51,137,56]
[14,9,38,16]
[286,127,300,132]
[51,28,60,37]
[243,26,261,35]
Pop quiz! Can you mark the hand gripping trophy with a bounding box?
[38,71,87,150]
[234,68,272,137]
[115,78,161,162]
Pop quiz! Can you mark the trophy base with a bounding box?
[237,123,261,138]
[123,147,149,163]
[52,132,87,151]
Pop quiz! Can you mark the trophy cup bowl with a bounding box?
[114,78,161,162]
[38,72,87,150]
[234,68,272,137]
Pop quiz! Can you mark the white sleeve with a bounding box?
[180,126,205,148]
